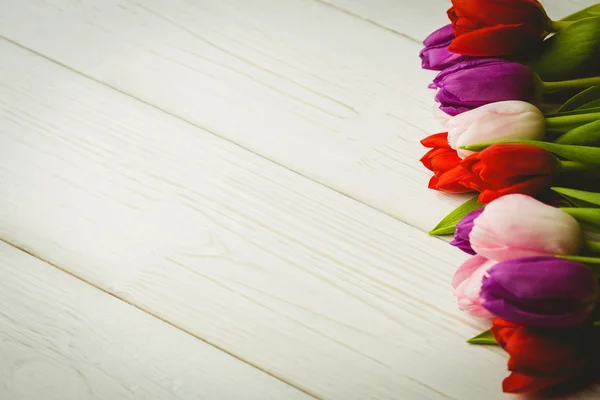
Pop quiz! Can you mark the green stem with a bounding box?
[542,76,600,92]
[550,20,575,32]
[546,112,600,131]
[559,160,589,172]
[587,240,600,254]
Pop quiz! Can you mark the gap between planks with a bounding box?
[0,34,438,239]
[0,236,322,400]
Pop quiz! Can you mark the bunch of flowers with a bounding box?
[419,0,600,395]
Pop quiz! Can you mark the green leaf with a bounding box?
[428,197,484,236]
[579,98,600,110]
[462,140,600,167]
[555,120,600,146]
[546,106,600,118]
[467,330,498,345]
[560,208,600,229]
[579,222,600,233]
[561,5,600,22]
[552,187,600,207]
[558,255,600,265]
[528,17,600,82]
[557,85,600,112]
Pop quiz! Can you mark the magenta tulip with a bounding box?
[450,208,484,255]
[420,25,474,70]
[481,257,598,328]
[433,59,540,116]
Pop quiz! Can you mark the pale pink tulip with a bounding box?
[452,255,497,318]
[433,103,452,127]
[470,194,584,262]
[447,101,545,158]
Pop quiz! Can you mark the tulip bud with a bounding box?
[447,101,546,158]
[460,143,560,203]
[447,0,551,57]
[470,194,584,262]
[452,255,497,318]
[433,59,541,116]
[482,257,598,328]
[450,208,484,255]
[419,25,474,71]
[527,17,600,81]
[420,133,473,194]
[491,318,600,394]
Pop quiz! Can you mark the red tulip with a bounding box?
[459,143,559,203]
[491,318,600,394]
[447,0,550,56]
[420,133,473,193]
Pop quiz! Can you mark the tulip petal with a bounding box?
[469,194,584,262]
[451,0,546,26]
[421,132,451,149]
[502,372,573,394]
[423,24,454,47]
[481,257,597,328]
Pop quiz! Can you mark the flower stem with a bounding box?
[546,112,600,132]
[587,240,600,254]
[542,76,600,92]
[559,161,589,172]
[550,20,575,32]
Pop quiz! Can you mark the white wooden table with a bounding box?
[0,1,598,399]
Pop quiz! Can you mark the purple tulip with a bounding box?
[450,208,484,255]
[419,25,473,71]
[481,257,598,328]
[433,59,540,116]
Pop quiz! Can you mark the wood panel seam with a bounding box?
[0,237,322,400]
[0,35,433,236]
[310,0,422,44]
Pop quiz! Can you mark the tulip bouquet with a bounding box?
[418,0,600,395]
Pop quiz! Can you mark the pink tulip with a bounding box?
[452,255,497,318]
[433,104,452,127]
[470,194,584,262]
[447,101,545,158]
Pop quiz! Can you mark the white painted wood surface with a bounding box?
[0,0,460,232]
[0,0,594,232]
[1,38,507,399]
[0,241,311,400]
[1,0,599,399]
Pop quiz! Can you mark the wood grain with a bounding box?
[0,0,468,232]
[0,38,514,399]
[320,0,600,44]
[0,0,592,233]
[0,241,312,400]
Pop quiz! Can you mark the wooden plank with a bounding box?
[0,38,513,399]
[0,0,591,232]
[320,0,599,44]
[0,0,467,232]
[0,241,312,400]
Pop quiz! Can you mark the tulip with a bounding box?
[450,208,484,255]
[491,318,600,394]
[481,257,598,328]
[469,194,584,262]
[419,132,473,193]
[447,101,545,158]
[432,59,540,116]
[447,0,552,57]
[432,104,452,127]
[419,24,474,71]
[452,255,497,318]
[460,143,559,203]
